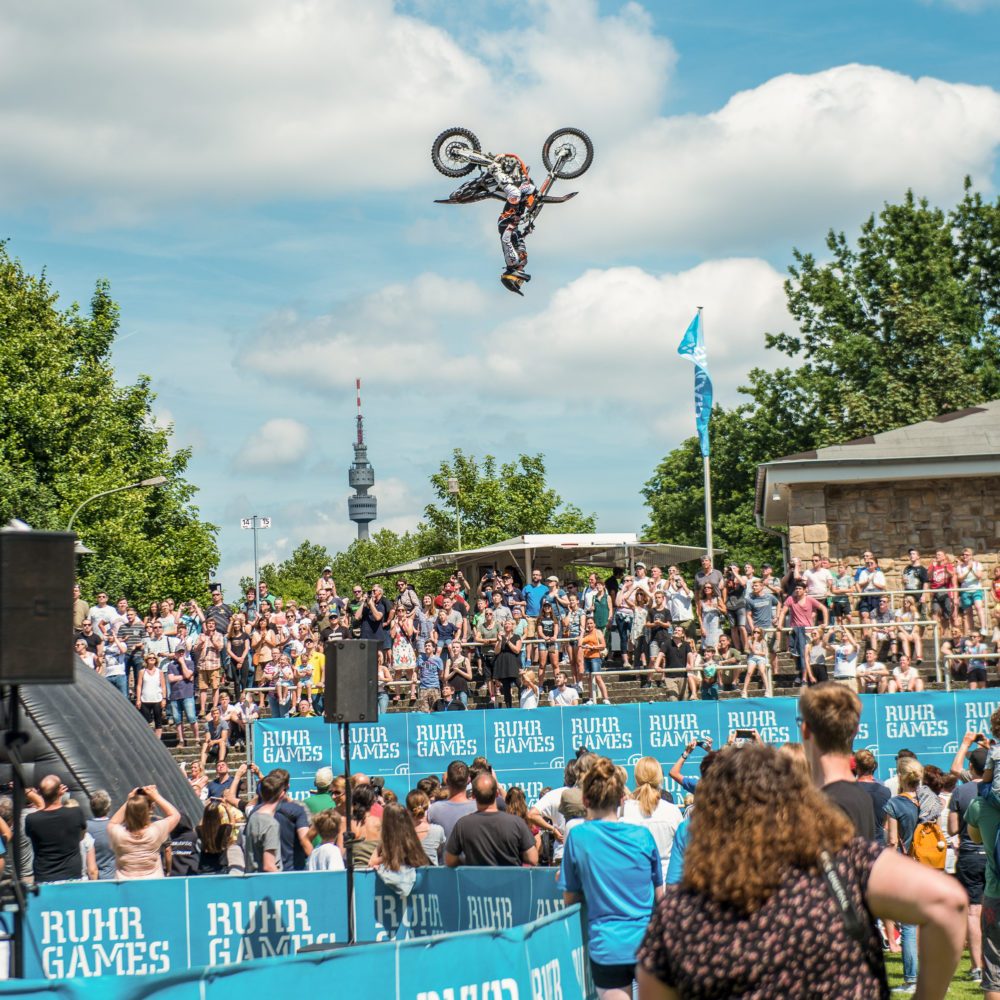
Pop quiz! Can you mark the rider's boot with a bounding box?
[500,268,526,296]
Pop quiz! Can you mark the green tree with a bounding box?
[645,182,1000,558]
[0,243,219,602]
[421,450,596,552]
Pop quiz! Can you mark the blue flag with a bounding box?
[677,311,713,457]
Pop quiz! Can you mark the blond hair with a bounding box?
[632,756,665,817]
[896,755,923,792]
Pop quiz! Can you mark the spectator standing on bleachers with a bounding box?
[694,554,722,594]
[776,581,828,686]
[136,653,168,740]
[901,548,929,615]
[665,569,696,641]
[855,554,887,627]
[722,563,748,652]
[696,584,723,651]
[194,617,225,717]
[956,547,990,637]
[928,549,958,629]
[166,639,199,747]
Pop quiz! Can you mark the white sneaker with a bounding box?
[601,698,612,705]
[585,699,595,705]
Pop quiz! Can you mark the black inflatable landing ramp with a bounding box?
[0,657,202,819]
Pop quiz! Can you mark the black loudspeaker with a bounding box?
[0,531,75,684]
[324,639,379,723]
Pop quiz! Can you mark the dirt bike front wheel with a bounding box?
[541,128,594,179]
[431,127,482,177]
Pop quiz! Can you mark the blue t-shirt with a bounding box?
[418,654,443,688]
[884,794,919,852]
[521,584,548,618]
[665,816,689,885]
[679,776,699,794]
[557,820,662,964]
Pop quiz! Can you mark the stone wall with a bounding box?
[787,476,1000,587]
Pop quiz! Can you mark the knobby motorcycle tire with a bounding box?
[541,127,594,179]
[431,126,482,178]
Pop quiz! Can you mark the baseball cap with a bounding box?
[635,562,646,569]
[546,575,559,583]
[314,767,334,790]
[322,565,332,572]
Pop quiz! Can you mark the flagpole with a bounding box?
[698,306,714,562]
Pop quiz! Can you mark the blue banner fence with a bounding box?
[252,689,1000,802]
[15,867,566,981]
[3,903,585,1000]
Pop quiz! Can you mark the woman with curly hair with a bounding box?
[636,743,967,1000]
[558,757,662,1000]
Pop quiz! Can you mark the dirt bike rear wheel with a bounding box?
[431,127,481,178]
[541,127,594,179]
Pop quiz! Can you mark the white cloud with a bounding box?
[554,64,1000,256]
[0,0,672,211]
[237,418,310,468]
[239,258,792,423]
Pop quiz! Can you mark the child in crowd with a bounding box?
[307,810,345,871]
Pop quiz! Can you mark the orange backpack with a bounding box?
[904,794,946,869]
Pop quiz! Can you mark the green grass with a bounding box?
[884,951,980,998]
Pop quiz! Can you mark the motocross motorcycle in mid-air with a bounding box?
[431,126,593,294]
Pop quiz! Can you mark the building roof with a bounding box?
[756,400,1000,524]
[368,533,713,578]
[769,402,1000,466]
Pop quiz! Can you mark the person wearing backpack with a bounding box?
[884,756,946,994]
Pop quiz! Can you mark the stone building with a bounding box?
[754,402,1000,586]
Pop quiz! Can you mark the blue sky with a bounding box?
[2,0,998,592]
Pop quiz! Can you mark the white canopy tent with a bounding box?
[367,532,712,585]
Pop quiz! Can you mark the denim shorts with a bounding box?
[168,697,197,725]
[584,657,602,674]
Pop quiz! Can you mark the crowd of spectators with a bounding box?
[4,679,992,998]
[68,545,999,742]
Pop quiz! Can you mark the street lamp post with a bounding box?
[240,515,272,604]
[446,477,462,551]
[66,475,169,532]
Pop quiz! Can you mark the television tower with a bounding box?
[347,378,377,540]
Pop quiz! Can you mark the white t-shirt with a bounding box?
[88,604,118,636]
[621,798,683,883]
[535,786,569,860]
[803,568,834,600]
[549,686,580,707]
[665,586,693,622]
[307,843,345,872]
[833,644,858,679]
[520,687,539,710]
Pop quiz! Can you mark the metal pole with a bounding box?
[703,454,714,563]
[342,722,355,945]
[252,516,259,609]
[8,685,24,978]
[456,498,462,552]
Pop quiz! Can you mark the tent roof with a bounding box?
[368,533,712,577]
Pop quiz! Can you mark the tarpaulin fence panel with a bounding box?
[253,689,1000,802]
[18,867,566,981]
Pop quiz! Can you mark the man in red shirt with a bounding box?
[928,548,958,629]
[775,580,829,685]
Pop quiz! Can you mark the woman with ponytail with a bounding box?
[623,757,683,881]
[558,756,663,1000]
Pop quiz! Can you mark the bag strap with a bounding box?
[819,851,873,965]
